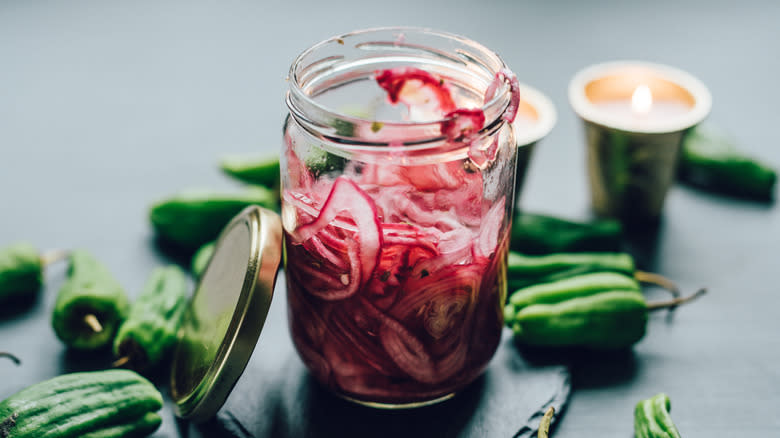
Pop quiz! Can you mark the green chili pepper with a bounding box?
[538,406,555,438]
[52,250,130,351]
[679,124,777,201]
[113,266,189,373]
[510,212,623,255]
[507,251,680,300]
[508,251,634,291]
[509,251,635,278]
[220,154,281,189]
[0,243,67,305]
[511,291,649,348]
[634,393,681,438]
[0,243,42,305]
[508,288,705,349]
[191,241,216,279]
[149,186,276,251]
[505,271,641,323]
[0,369,162,438]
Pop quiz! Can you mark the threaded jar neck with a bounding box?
[286,27,515,152]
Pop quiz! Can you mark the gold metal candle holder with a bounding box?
[513,83,556,206]
[568,61,711,224]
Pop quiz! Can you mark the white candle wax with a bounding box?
[513,116,538,143]
[593,100,691,128]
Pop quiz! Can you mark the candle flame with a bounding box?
[631,84,653,115]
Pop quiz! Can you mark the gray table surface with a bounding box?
[2,0,779,436]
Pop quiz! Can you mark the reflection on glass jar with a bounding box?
[282,27,519,407]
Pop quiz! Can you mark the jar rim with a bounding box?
[286,26,515,146]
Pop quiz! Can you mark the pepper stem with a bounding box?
[84,314,103,333]
[646,288,707,311]
[40,249,70,267]
[0,352,21,365]
[112,356,131,368]
[538,406,555,438]
[634,270,681,298]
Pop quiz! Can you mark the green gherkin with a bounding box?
[220,154,281,189]
[0,243,43,304]
[114,266,189,372]
[149,186,276,251]
[52,250,130,350]
[0,369,162,438]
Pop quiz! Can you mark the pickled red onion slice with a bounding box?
[411,228,473,278]
[293,334,331,384]
[287,279,329,345]
[291,238,361,301]
[484,68,521,123]
[355,299,438,385]
[379,321,437,384]
[467,137,500,169]
[359,160,481,195]
[327,302,403,377]
[440,108,486,143]
[288,282,332,383]
[392,264,479,326]
[284,135,314,189]
[375,67,456,114]
[291,176,382,287]
[401,162,468,191]
[283,190,319,220]
[381,222,438,252]
[475,196,506,259]
[303,234,349,271]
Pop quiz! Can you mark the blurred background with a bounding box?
[1,1,778,436]
[3,0,777,230]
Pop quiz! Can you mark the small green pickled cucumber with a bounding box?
[0,369,162,438]
[220,154,281,189]
[149,186,276,251]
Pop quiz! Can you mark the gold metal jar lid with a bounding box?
[170,205,282,422]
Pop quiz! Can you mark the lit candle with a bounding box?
[568,61,712,223]
[592,83,692,129]
[512,83,556,206]
[632,84,652,115]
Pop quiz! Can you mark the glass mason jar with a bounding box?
[281,27,519,407]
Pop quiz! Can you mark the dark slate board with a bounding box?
[202,331,570,438]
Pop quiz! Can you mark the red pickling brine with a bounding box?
[283,28,518,406]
